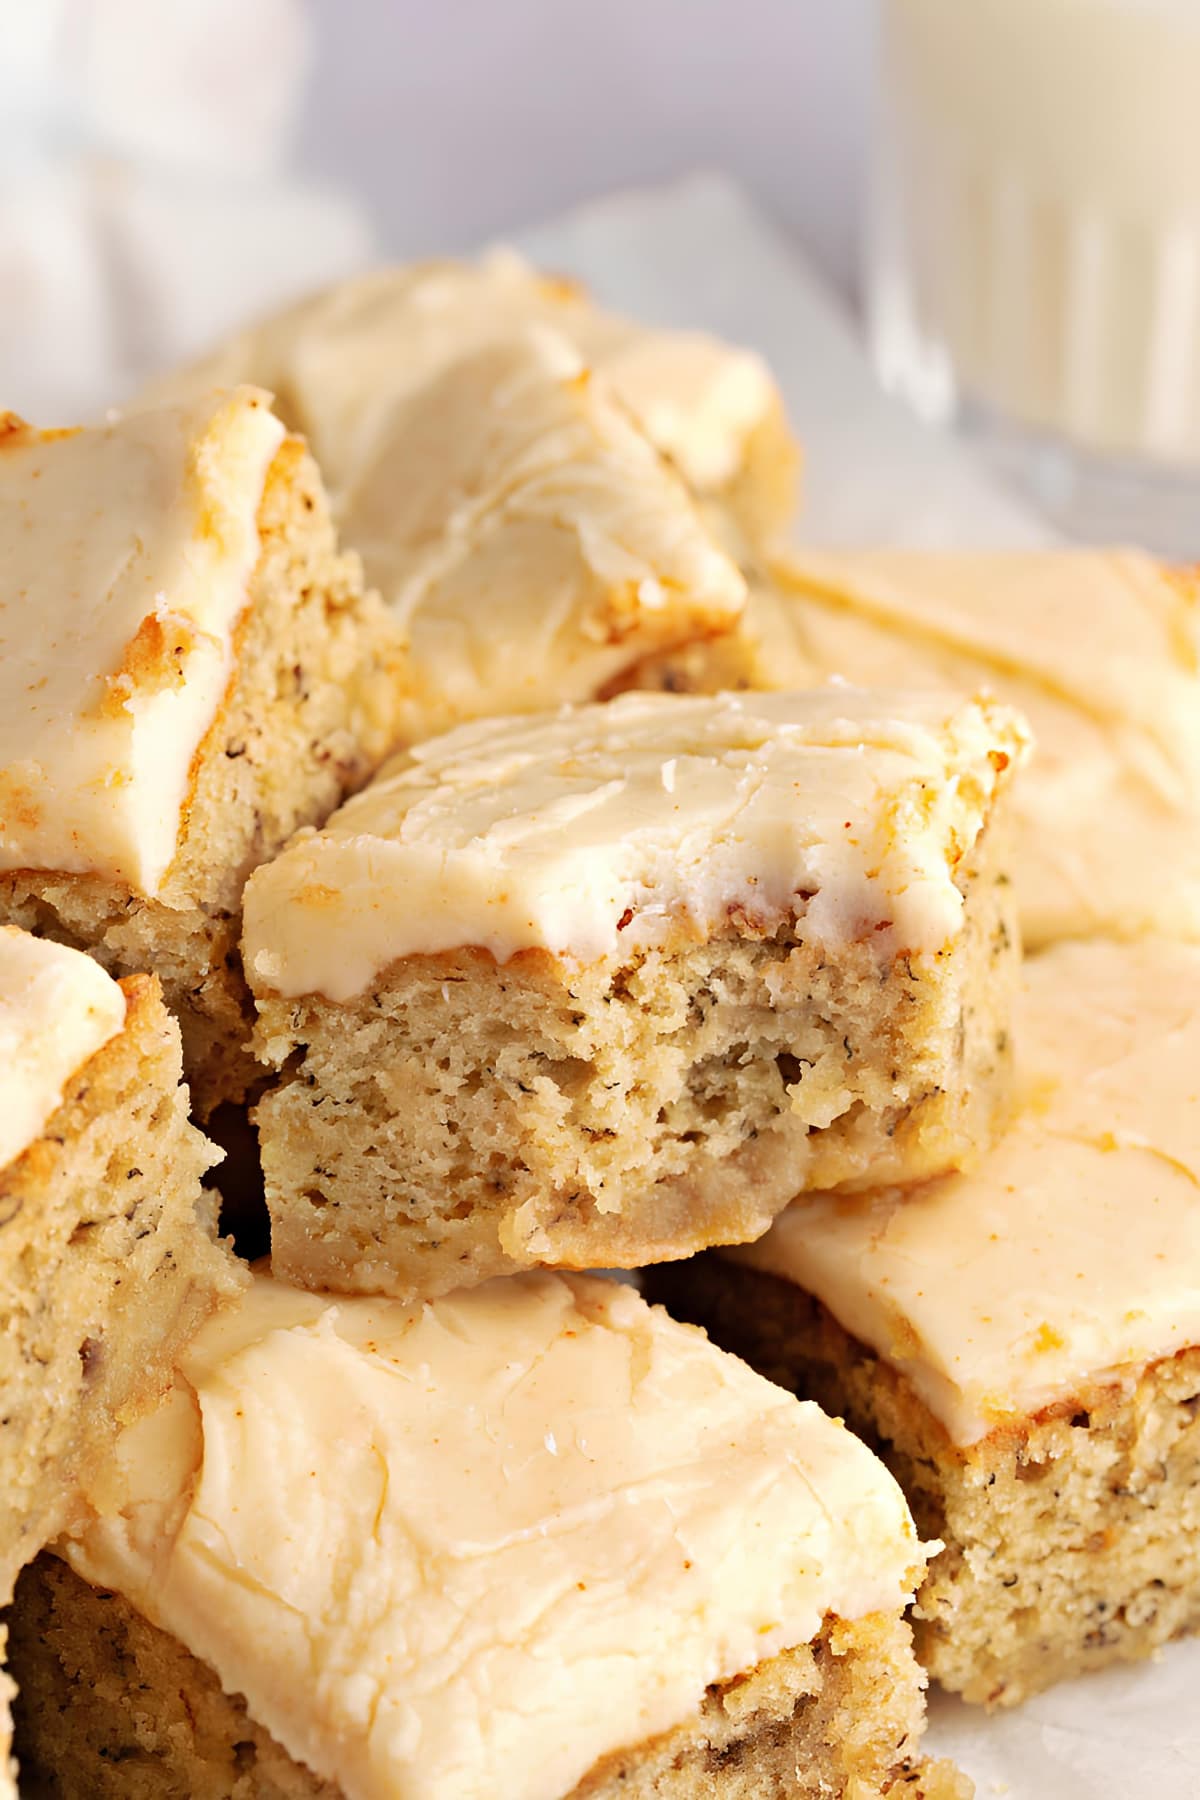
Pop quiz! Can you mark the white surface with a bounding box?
[516,173,1192,1800]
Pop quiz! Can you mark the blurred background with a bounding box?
[294,0,871,296]
[0,0,871,418]
[5,0,1198,550]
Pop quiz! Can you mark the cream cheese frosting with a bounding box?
[139,251,787,512]
[62,1269,925,1800]
[732,937,1200,1445]
[745,549,1200,947]
[242,686,1028,1003]
[0,388,285,895]
[0,926,126,1169]
[336,328,746,738]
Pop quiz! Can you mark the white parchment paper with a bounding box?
[518,173,1200,1800]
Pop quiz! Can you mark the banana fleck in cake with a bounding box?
[11,1270,969,1800]
[622,547,1200,949]
[141,250,799,552]
[0,927,243,1766]
[652,937,1200,1707]
[0,388,403,1115]
[330,327,747,741]
[244,686,1027,1301]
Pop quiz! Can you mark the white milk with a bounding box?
[871,0,1200,468]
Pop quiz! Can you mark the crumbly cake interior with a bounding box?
[0,438,401,1116]
[8,1558,965,1800]
[650,1260,1200,1709]
[0,974,240,1602]
[254,835,1015,1300]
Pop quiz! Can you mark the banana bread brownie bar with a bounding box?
[140,250,799,551]
[621,547,1200,949]
[651,937,1200,1707]
[0,388,403,1114]
[0,927,244,1776]
[244,687,1027,1300]
[329,327,747,741]
[10,1270,969,1800]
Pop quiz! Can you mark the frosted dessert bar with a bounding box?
[141,250,800,551]
[0,389,402,1114]
[0,927,242,1765]
[152,301,752,744]
[330,328,747,741]
[622,547,1200,949]
[244,687,1028,1301]
[10,1270,969,1800]
[652,938,1200,1706]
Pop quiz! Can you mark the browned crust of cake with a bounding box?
[8,1557,968,1800]
[648,1257,1200,1708]
[0,972,243,1605]
[0,436,404,1116]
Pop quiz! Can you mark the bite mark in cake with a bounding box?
[244,686,1028,1300]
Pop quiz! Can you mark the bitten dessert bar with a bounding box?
[244,687,1027,1300]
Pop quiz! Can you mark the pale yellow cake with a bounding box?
[10,1270,969,1800]
[622,547,1200,949]
[244,687,1027,1301]
[0,390,404,1113]
[652,937,1200,1706]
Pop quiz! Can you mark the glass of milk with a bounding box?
[867,0,1200,551]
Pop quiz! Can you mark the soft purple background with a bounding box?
[297,0,873,298]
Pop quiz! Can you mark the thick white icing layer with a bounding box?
[337,328,746,738]
[242,686,1027,1003]
[0,389,285,894]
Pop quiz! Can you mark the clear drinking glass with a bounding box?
[867,0,1200,554]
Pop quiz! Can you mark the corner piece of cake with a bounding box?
[621,547,1200,950]
[244,687,1028,1301]
[0,927,244,1630]
[336,327,748,742]
[140,250,800,553]
[0,387,404,1115]
[10,1270,970,1800]
[650,937,1200,1707]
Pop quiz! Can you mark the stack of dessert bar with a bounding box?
[0,253,1193,1799]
